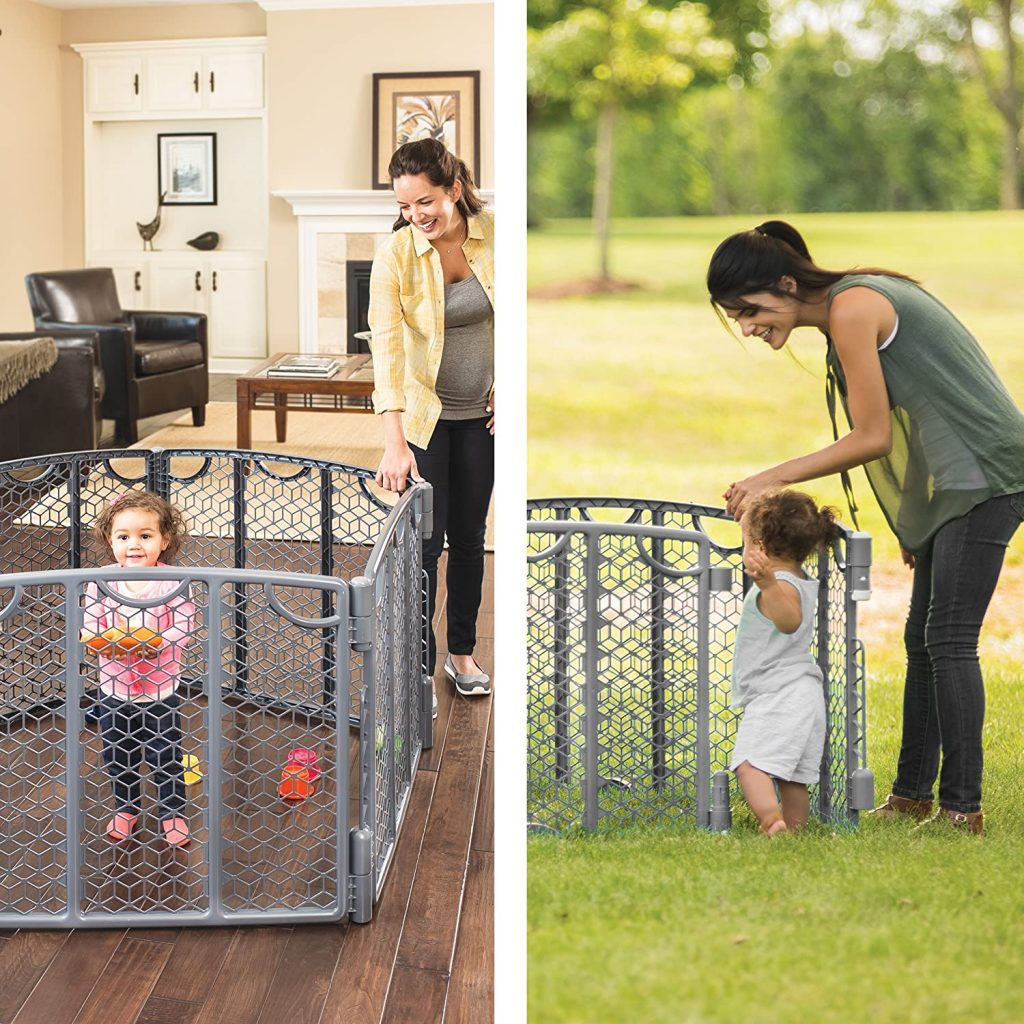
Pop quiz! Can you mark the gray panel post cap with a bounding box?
[709,769,732,831]
[708,566,733,593]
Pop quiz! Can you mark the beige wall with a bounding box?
[0,0,64,327]
[266,4,494,348]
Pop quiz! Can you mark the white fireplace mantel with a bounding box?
[274,188,495,352]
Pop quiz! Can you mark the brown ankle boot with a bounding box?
[913,807,984,836]
[870,793,933,821]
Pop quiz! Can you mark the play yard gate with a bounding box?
[0,448,431,928]
[527,497,875,833]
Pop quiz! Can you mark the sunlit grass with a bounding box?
[528,212,1024,1023]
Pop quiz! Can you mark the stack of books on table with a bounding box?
[266,355,341,379]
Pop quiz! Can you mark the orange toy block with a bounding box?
[115,626,163,653]
[82,626,163,656]
[82,627,127,655]
[279,764,314,801]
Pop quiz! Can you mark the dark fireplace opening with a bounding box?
[346,260,373,353]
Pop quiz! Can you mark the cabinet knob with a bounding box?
[195,270,202,292]
[193,71,199,93]
[212,270,218,292]
[209,71,215,92]
[134,270,141,292]
[133,73,139,95]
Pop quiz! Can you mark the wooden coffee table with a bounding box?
[235,353,374,449]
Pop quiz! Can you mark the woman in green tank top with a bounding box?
[706,220,1024,835]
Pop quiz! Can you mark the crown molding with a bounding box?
[258,0,490,11]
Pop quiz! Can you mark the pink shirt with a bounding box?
[82,562,196,703]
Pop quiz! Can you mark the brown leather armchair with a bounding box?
[26,268,208,444]
[0,330,104,461]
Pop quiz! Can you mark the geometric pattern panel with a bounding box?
[0,451,434,928]
[527,498,870,833]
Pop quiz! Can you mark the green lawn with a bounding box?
[527,212,1024,1023]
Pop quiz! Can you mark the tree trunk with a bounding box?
[592,101,617,283]
[998,0,1021,209]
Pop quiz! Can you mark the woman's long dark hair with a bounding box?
[387,139,484,231]
[706,220,916,321]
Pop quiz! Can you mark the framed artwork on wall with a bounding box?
[158,132,217,205]
[371,71,480,190]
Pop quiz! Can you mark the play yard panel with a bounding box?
[527,498,874,833]
[0,449,432,927]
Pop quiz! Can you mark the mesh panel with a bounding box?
[527,499,869,832]
[0,451,432,927]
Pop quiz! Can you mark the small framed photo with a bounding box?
[372,71,480,190]
[158,132,217,205]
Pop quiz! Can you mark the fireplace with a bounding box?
[346,260,373,353]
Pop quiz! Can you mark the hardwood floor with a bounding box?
[2,369,496,1022]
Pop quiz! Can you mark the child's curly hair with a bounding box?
[744,490,840,565]
[93,490,188,562]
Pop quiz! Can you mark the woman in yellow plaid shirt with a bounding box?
[369,139,494,698]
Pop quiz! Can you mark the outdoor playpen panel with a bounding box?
[0,449,431,928]
[527,498,874,833]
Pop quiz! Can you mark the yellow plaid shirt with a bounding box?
[368,208,495,449]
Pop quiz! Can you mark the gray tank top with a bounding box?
[826,274,1024,553]
[436,273,494,420]
[731,571,823,709]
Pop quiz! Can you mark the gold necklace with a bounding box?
[441,220,468,256]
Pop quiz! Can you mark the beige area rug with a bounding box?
[147,401,388,472]
[15,402,494,548]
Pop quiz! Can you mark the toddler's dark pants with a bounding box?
[97,693,186,817]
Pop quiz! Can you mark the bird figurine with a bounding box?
[187,231,220,251]
[136,193,165,251]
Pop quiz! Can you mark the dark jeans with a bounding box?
[412,416,494,674]
[97,693,186,817]
[892,491,1024,813]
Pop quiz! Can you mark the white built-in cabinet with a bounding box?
[102,254,266,362]
[73,38,268,371]
[83,44,263,117]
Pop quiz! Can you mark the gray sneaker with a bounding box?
[444,654,491,697]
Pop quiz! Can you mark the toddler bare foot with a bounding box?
[759,814,788,837]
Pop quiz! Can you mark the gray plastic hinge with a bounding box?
[348,576,374,651]
[348,827,374,922]
[416,482,434,541]
[708,566,733,593]
[421,673,435,750]
[846,532,872,602]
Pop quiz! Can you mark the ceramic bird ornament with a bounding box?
[137,193,166,251]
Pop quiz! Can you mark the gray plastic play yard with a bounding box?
[527,497,875,834]
[0,447,431,928]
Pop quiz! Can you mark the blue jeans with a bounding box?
[892,491,1024,813]
[97,693,186,817]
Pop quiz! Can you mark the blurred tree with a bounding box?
[528,0,734,283]
[845,0,1021,208]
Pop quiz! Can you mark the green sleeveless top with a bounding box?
[825,274,1024,553]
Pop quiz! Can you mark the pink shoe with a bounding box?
[161,816,191,848]
[106,812,138,842]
